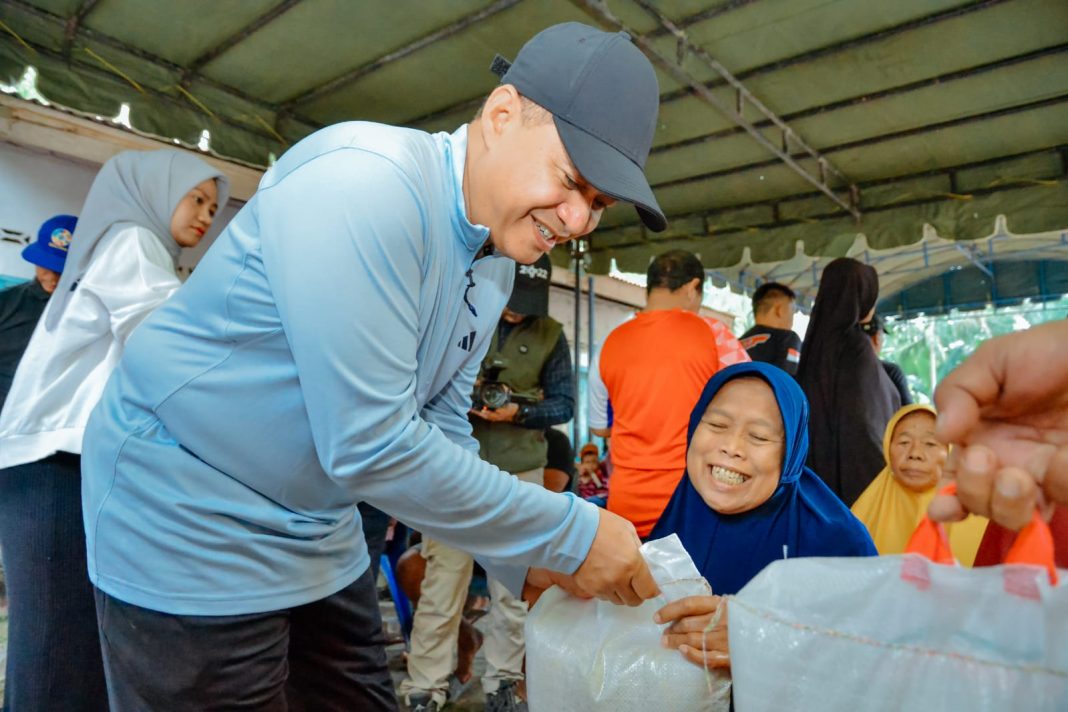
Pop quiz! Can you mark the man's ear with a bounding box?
[689,277,704,304]
[479,84,523,149]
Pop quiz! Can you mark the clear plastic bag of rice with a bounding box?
[525,534,730,712]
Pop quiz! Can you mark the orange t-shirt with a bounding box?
[598,310,749,535]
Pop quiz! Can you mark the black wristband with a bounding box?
[515,404,530,424]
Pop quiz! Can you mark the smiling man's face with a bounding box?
[469,87,615,264]
[35,266,60,294]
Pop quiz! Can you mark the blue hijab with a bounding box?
[650,362,876,595]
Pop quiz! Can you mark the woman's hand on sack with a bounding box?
[931,320,1068,530]
[655,595,730,670]
[572,508,660,606]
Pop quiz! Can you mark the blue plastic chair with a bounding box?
[380,553,413,647]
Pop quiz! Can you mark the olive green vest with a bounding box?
[472,316,563,473]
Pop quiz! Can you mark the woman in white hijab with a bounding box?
[0,148,229,711]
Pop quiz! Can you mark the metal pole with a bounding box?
[572,245,583,450]
[585,274,596,450]
[577,0,860,220]
[587,274,596,381]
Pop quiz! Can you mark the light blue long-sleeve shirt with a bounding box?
[82,123,600,615]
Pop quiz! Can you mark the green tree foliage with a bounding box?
[882,297,1068,403]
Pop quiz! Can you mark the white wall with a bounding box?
[0,140,242,286]
[0,141,98,281]
[550,284,637,370]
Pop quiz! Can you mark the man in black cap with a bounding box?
[82,22,665,710]
[0,214,76,411]
[862,314,913,406]
[403,255,573,711]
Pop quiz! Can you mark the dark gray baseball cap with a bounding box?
[492,22,667,232]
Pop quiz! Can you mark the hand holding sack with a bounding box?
[525,535,730,712]
[729,485,1067,711]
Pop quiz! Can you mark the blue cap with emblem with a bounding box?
[22,214,77,274]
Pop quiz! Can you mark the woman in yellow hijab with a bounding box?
[851,404,988,566]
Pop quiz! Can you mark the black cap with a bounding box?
[860,314,889,335]
[507,254,552,316]
[492,23,667,232]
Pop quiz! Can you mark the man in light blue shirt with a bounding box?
[82,23,668,710]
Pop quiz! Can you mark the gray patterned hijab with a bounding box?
[46,148,230,330]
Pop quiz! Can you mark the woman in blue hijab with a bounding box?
[651,362,875,669]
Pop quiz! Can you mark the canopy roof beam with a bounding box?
[647,0,764,39]
[592,144,1067,252]
[577,0,860,220]
[652,92,1068,193]
[2,32,287,149]
[10,0,284,116]
[62,0,102,58]
[0,93,264,200]
[405,0,1009,139]
[649,91,1068,200]
[655,0,1012,106]
[279,0,521,113]
[404,94,484,129]
[652,41,1068,157]
[953,243,994,278]
[182,0,303,82]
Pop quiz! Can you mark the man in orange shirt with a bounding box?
[587,250,749,537]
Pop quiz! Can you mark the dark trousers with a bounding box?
[95,568,399,711]
[0,452,109,711]
[359,501,391,582]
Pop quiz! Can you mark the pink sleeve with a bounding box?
[703,317,751,367]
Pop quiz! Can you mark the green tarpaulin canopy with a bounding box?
[2,0,1066,306]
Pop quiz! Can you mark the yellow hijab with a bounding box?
[851,404,989,566]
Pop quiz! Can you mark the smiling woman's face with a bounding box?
[686,377,785,515]
[889,411,946,492]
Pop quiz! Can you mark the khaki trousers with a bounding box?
[400,467,543,704]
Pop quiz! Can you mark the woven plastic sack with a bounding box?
[525,534,730,712]
[729,511,1068,711]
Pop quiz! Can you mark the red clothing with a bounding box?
[578,463,610,499]
[973,505,1068,569]
[598,309,748,536]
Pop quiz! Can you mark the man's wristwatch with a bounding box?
[515,404,531,424]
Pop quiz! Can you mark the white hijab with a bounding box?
[46,149,230,330]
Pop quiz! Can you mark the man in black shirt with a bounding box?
[0,215,76,411]
[861,314,913,406]
[739,282,803,375]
